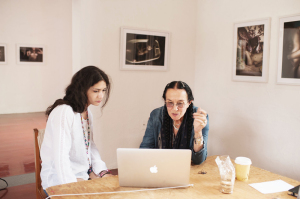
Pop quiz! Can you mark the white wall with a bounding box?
[72,0,197,169]
[0,0,72,114]
[195,0,300,181]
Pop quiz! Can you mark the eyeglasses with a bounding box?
[165,102,186,108]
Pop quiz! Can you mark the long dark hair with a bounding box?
[162,81,194,147]
[46,66,111,116]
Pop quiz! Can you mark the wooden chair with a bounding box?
[34,128,47,199]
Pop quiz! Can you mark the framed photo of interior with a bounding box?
[232,18,270,82]
[0,44,7,64]
[17,44,45,64]
[120,27,169,71]
[277,14,300,85]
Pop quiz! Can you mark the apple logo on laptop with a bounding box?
[150,165,158,173]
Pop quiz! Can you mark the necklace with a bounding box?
[173,121,181,130]
[80,111,91,168]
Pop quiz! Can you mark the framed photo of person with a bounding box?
[0,44,7,64]
[277,14,300,85]
[17,44,45,64]
[120,27,169,71]
[232,18,271,82]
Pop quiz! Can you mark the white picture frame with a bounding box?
[120,27,169,71]
[17,44,45,65]
[277,14,300,85]
[232,18,271,82]
[0,43,7,64]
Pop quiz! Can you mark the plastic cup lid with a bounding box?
[235,157,252,165]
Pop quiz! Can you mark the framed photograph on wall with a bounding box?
[120,27,169,71]
[0,44,7,64]
[17,44,45,64]
[232,18,270,82]
[277,14,300,85]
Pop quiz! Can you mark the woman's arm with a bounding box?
[191,115,209,165]
[48,105,77,184]
[88,110,108,175]
[90,140,108,175]
[140,108,162,148]
[288,50,300,59]
[140,114,156,148]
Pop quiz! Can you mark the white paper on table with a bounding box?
[249,180,294,194]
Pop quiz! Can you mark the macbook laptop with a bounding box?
[117,148,191,188]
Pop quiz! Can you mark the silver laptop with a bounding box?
[117,148,191,188]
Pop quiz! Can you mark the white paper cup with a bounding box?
[235,157,252,181]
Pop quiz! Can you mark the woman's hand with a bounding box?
[193,108,207,137]
[102,174,113,178]
[89,172,100,179]
[89,171,113,179]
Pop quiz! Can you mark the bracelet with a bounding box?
[194,136,203,145]
[99,169,111,178]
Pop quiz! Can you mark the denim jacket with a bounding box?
[140,106,209,165]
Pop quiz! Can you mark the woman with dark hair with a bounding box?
[41,66,112,191]
[140,81,209,165]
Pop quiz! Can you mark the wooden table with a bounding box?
[46,156,300,198]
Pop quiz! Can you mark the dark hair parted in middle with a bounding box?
[46,65,111,116]
[162,81,194,148]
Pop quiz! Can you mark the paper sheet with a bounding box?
[249,180,294,194]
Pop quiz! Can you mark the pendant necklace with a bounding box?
[173,121,180,130]
[80,111,91,169]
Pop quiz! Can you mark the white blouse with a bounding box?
[40,104,107,189]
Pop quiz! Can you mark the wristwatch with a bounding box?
[194,136,203,145]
